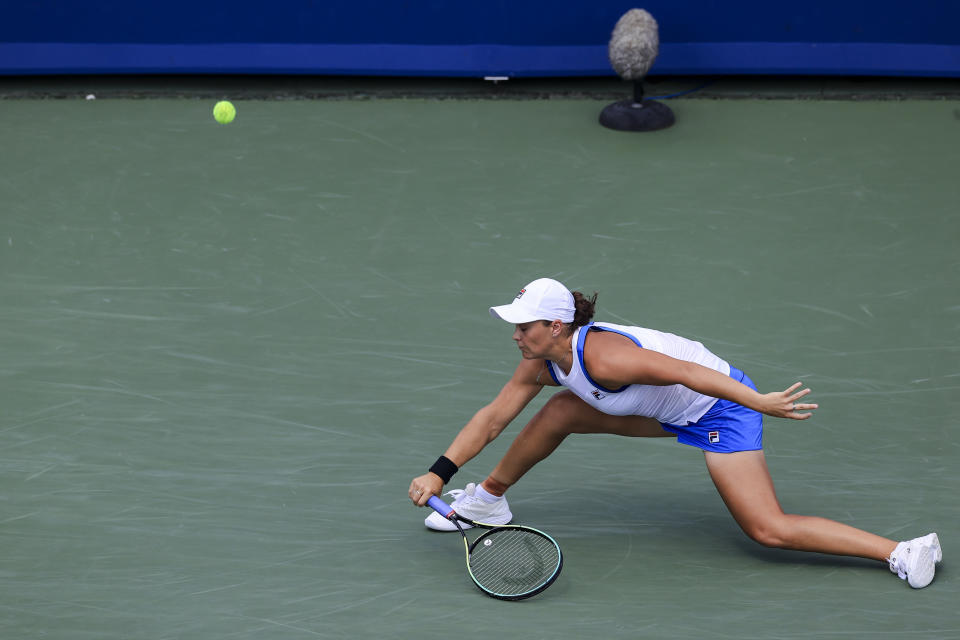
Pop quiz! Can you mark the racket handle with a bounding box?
[427,495,455,519]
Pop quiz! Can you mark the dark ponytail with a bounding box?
[571,291,597,328]
[541,289,598,336]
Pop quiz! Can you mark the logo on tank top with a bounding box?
[591,389,606,400]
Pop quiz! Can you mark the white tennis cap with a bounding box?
[489,278,575,324]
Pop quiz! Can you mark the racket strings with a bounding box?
[468,528,561,597]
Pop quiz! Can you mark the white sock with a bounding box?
[475,484,503,503]
[888,541,909,576]
[890,541,909,561]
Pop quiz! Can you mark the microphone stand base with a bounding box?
[599,99,675,132]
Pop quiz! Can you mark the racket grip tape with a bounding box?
[427,495,455,519]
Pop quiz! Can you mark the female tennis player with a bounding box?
[409,278,942,588]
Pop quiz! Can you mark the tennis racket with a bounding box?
[427,495,563,601]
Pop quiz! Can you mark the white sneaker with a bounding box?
[888,532,943,588]
[424,482,513,532]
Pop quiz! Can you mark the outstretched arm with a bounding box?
[409,358,545,505]
[588,339,818,420]
[670,361,817,419]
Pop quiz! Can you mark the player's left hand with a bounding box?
[763,382,818,419]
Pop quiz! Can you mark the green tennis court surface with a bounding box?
[1,85,957,638]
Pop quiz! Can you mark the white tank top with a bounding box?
[546,322,731,425]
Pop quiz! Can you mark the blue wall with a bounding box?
[2,1,958,77]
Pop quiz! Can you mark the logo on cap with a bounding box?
[515,288,526,300]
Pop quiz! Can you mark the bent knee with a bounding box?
[541,390,584,414]
[537,390,666,437]
[742,520,792,549]
[534,390,590,426]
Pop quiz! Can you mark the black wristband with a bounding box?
[428,455,459,484]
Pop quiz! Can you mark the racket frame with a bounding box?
[428,495,563,601]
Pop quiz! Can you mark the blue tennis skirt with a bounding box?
[659,367,763,453]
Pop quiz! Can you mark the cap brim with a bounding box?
[489,304,542,324]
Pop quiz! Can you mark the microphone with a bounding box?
[600,9,675,132]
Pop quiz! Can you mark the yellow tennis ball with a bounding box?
[213,101,236,124]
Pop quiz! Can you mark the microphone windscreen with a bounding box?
[608,9,660,81]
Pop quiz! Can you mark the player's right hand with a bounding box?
[408,472,444,506]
